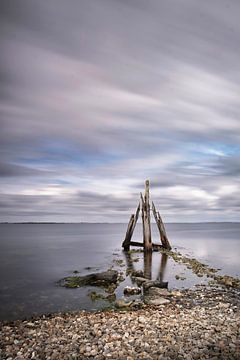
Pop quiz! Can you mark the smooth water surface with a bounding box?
[0,223,239,321]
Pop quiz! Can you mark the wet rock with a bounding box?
[175,274,186,280]
[143,280,168,291]
[144,297,170,306]
[132,276,148,285]
[123,287,141,295]
[114,299,133,308]
[89,291,116,302]
[60,270,119,288]
[131,270,144,278]
[144,287,171,297]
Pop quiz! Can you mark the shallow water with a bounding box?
[0,223,239,321]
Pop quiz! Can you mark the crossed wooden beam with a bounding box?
[122,180,172,252]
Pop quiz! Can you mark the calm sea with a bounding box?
[0,223,239,321]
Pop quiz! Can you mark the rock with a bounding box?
[114,299,133,308]
[143,280,168,291]
[60,270,118,288]
[138,316,146,323]
[171,290,182,297]
[132,276,148,285]
[131,270,144,278]
[145,298,170,306]
[123,287,141,295]
[26,322,35,328]
[175,274,186,280]
[144,287,171,297]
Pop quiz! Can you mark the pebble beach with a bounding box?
[1,286,239,360]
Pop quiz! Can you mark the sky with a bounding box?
[0,0,240,223]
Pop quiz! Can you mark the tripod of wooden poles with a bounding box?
[122,180,172,252]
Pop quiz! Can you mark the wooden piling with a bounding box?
[122,203,140,251]
[152,201,171,250]
[141,180,152,251]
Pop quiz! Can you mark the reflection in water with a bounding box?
[144,251,152,280]
[157,253,168,282]
[124,250,168,283]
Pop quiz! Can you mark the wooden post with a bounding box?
[122,203,140,251]
[141,180,152,251]
[152,201,171,250]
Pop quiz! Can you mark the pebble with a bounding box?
[0,288,239,359]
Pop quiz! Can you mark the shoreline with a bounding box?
[1,286,239,359]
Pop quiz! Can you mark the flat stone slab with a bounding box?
[144,297,170,306]
[60,270,118,288]
[144,287,171,297]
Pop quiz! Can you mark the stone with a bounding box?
[144,287,171,297]
[123,286,141,295]
[143,280,168,291]
[131,270,144,277]
[144,297,170,306]
[60,269,119,288]
[114,299,133,308]
[132,276,148,285]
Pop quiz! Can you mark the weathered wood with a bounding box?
[141,180,152,251]
[152,202,171,250]
[122,203,140,250]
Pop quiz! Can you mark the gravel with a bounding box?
[1,287,239,359]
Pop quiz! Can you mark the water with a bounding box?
[0,223,239,321]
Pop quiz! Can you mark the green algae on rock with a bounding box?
[60,269,118,289]
[160,248,240,289]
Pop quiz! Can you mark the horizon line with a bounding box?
[1,221,240,224]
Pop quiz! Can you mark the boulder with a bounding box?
[60,270,118,288]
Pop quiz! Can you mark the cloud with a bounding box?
[0,0,240,222]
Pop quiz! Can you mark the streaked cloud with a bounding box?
[0,0,239,222]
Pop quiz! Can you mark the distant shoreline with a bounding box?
[0,221,240,225]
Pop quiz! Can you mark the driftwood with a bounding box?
[141,180,152,251]
[122,203,140,251]
[152,201,171,250]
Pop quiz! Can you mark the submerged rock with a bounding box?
[60,270,118,288]
[89,291,116,302]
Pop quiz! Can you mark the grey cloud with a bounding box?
[0,0,240,222]
[0,162,52,177]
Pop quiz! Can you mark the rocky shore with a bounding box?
[1,286,239,360]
